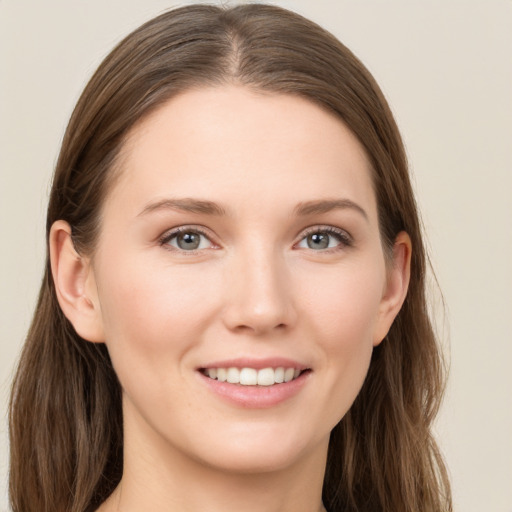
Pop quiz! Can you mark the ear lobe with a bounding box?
[49,220,105,343]
[373,231,412,346]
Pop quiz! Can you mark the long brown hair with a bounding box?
[9,4,451,511]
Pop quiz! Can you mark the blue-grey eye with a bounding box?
[297,229,347,250]
[167,230,211,251]
[306,232,330,249]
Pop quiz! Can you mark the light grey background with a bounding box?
[1,1,511,511]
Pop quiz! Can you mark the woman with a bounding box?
[9,4,451,512]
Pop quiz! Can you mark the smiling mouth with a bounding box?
[199,367,310,386]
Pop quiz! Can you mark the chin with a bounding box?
[186,421,329,475]
[200,445,308,475]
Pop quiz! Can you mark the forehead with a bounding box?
[111,85,376,219]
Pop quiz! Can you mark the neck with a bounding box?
[100,406,328,512]
[112,464,327,512]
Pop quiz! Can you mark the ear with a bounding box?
[373,231,412,346]
[49,220,105,342]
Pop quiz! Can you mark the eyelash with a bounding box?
[158,226,215,254]
[158,225,353,253]
[295,225,353,252]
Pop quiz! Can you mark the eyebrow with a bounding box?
[137,198,227,217]
[294,199,368,221]
[137,197,368,221]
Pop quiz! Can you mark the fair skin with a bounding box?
[50,86,411,512]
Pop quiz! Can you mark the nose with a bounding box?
[221,246,297,336]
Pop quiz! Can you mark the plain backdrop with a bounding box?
[1,1,511,511]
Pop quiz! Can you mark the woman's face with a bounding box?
[84,86,406,473]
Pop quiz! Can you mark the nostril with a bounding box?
[231,321,288,335]
[233,324,255,333]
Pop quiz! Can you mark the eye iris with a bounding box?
[177,232,201,250]
[307,232,329,249]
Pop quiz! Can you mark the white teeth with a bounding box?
[284,368,295,382]
[203,366,304,386]
[217,368,227,382]
[257,367,275,386]
[226,367,240,384]
[239,368,257,385]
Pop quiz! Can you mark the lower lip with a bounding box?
[198,371,310,408]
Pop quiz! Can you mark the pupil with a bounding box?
[308,233,329,249]
[178,232,200,250]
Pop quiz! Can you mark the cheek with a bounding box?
[95,253,222,371]
[302,259,385,347]
[298,259,385,421]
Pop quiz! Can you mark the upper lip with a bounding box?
[198,357,310,371]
